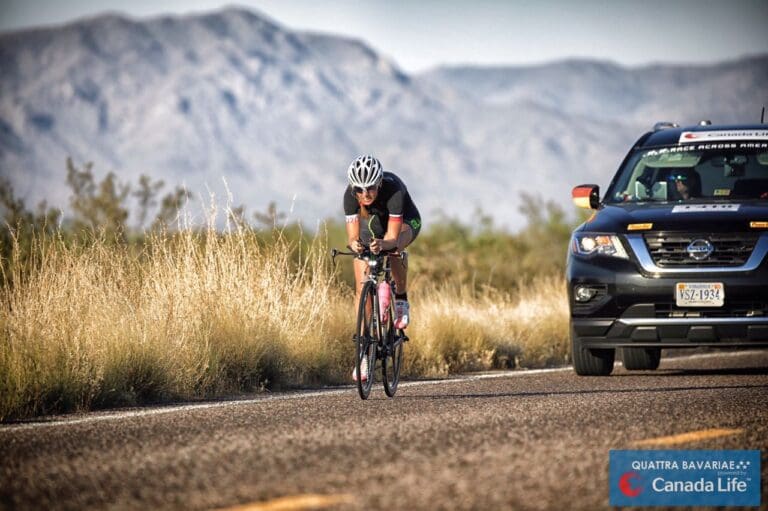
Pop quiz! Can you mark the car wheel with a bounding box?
[621,347,661,370]
[571,328,615,376]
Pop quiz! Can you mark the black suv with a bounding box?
[567,122,768,375]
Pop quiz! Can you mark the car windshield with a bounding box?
[606,145,768,203]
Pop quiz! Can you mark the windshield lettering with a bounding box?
[609,144,768,204]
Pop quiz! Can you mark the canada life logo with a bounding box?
[619,472,643,497]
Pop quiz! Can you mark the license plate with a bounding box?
[675,282,724,307]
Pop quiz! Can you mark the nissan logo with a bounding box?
[686,239,714,260]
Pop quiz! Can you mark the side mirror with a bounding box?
[572,184,600,209]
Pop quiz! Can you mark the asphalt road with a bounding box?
[1,350,767,511]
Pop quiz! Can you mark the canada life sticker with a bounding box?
[609,450,761,507]
[679,130,768,144]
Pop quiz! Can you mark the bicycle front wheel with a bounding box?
[355,281,377,399]
[382,299,403,398]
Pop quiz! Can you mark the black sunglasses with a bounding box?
[353,185,378,194]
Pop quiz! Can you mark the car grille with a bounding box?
[643,232,759,267]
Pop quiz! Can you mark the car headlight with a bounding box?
[571,234,628,259]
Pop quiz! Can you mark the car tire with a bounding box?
[621,347,661,371]
[571,329,615,376]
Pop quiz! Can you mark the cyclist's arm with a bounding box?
[345,215,361,243]
[377,215,402,252]
[343,188,363,252]
[378,188,405,251]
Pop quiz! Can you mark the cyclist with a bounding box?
[344,155,421,381]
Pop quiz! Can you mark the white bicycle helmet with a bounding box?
[347,155,383,188]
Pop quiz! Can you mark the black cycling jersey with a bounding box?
[344,171,421,240]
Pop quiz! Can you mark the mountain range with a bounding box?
[1,7,766,229]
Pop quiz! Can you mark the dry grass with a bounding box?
[0,225,569,420]
[406,276,569,377]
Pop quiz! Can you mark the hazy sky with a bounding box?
[1,0,767,72]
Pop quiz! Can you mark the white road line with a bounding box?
[0,350,761,433]
[0,367,571,433]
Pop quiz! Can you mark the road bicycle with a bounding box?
[332,245,408,399]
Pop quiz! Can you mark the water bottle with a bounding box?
[378,281,391,322]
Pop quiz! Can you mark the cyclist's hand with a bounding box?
[370,238,382,254]
[349,239,364,254]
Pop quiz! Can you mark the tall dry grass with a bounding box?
[0,224,569,421]
[405,276,569,377]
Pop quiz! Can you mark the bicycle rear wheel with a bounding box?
[382,299,403,398]
[355,281,377,399]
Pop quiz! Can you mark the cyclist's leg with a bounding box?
[353,258,376,332]
[353,258,368,302]
[391,221,419,329]
[390,228,411,294]
[353,227,374,313]
[352,258,371,381]
[391,221,419,293]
